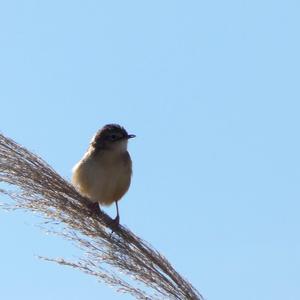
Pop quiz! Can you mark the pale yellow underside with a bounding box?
[72,148,132,206]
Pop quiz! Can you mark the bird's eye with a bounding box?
[110,134,117,140]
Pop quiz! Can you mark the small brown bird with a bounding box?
[72,124,135,225]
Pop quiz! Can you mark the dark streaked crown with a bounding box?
[91,124,134,149]
[99,124,128,138]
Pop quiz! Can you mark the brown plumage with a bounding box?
[72,124,135,224]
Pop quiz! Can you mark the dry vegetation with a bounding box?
[0,133,202,300]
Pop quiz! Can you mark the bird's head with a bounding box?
[91,124,135,152]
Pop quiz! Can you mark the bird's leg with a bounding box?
[114,201,120,225]
[86,201,101,215]
[109,201,120,235]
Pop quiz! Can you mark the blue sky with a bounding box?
[0,1,300,299]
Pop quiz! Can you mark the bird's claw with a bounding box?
[109,215,120,236]
[86,201,101,215]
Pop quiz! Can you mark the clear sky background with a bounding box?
[0,1,299,300]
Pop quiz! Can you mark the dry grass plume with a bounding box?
[0,133,202,300]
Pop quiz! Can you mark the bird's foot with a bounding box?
[109,215,120,235]
[86,201,101,215]
[113,215,120,226]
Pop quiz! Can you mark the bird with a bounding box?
[72,124,135,226]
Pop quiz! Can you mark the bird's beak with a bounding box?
[127,134,136,139]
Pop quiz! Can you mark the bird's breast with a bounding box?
[72,150,132,206]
